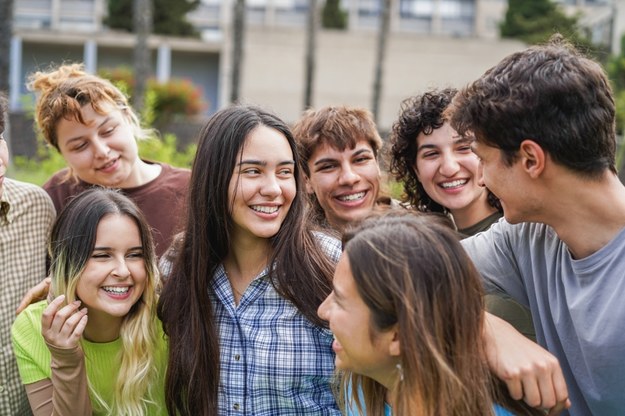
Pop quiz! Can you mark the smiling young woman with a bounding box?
[29,63,190,257]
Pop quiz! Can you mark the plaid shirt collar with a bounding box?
[0,183,15,225]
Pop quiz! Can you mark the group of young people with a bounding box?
[2,34,622,416]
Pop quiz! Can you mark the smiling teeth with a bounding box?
[338,192,365,201]
[102,286,129,294]
[252,205,279,214]
[440,179,468,189]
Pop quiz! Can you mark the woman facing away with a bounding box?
[317,212,543,416]
[157,105,341,415]
[29,63,190,257]
[12,188,167,415]
[388,88,535,342]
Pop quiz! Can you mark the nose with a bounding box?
[317,295,330,321]
[439,152,460,177]
[260,174,282,198]
[93,138,111,159]
[111,258,131,279]
[338,164,360,186]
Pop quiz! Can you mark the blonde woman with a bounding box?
[12,189,167,415]
[29,64,189,257]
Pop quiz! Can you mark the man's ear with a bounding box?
[519,139,545,179]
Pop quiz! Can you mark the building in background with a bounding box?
[9,0,623,137]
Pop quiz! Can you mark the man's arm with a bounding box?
[484,312,570,414]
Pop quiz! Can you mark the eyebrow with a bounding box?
[313,147,373,167]
[65,116,113,144]
[417,136,472,153]
[237,159,295,166]
[93,245,143,251]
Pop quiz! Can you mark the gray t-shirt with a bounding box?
[462,220,625,416]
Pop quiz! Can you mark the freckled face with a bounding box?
[306,140,380,230]
[56,104,141,188]
[228,125,297,244]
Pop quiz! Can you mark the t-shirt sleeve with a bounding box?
[461,220,530,307]
[11,303,51,385]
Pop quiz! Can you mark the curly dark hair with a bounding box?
[388,88,500,213]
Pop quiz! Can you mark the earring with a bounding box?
[396,362,404,382]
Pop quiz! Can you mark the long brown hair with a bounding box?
[341,212,539,415]
[157,105,336,415]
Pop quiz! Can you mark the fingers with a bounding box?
[42,295,88,349]
[547,398,571,416]
[16,277,52,315]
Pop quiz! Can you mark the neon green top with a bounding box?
[12,300,168,415]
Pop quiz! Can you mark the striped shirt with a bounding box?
[1,178,55,416]
[212,233,342,415]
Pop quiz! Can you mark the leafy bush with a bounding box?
[98,67,207,128]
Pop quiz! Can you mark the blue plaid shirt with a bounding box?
[211,233,342,415]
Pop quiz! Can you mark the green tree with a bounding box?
[0,0,14,94]
[500,0,580,45]
[106,0,199,37]
[322,0,347,30]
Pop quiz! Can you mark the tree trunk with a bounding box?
[372,0,391,125]
[304,0,318,110]
[231,0,246,104]
[133,0,153,113]
[0,0,14,95]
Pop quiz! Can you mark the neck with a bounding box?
[450,192,498,230]
[82,312,122,343]
[119,159,161,188]
[224,236,271,303]
[537,171,625,259]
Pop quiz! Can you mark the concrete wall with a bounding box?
[240,26,526,131]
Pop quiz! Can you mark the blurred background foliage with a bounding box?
[9,67,201,185]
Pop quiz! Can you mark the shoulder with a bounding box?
[155,162,191,181]
[42,168,72,190]
[313,231,342,263]
[12,301,46,339]
[462,220,552,250]
[5,179,56,223]
[141,162,190,195]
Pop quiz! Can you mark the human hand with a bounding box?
[483,312,570,414]
[41,295,88,350]
[16,277,52,315]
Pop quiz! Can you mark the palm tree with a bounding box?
[304,0,319,109]
[0,0,14,95]
[231,0,246,104]
[372,0,392,125]
[133,0,153,112]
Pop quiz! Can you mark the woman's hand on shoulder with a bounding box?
[41,295,88,350]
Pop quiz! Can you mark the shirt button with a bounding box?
[233,403,240,410]
[234,354,241,361]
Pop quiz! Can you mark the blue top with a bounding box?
[212,233,342,415]
[346,382,515,415]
